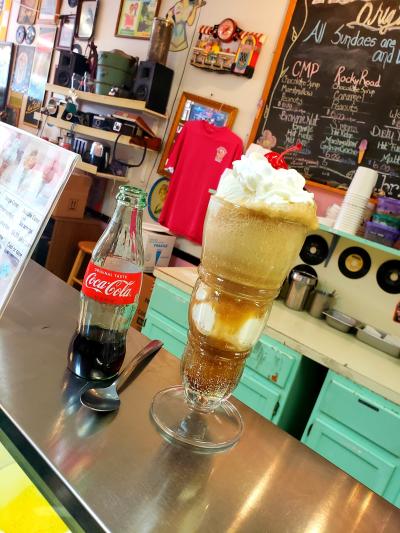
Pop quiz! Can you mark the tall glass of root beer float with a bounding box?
[151,151,317,450]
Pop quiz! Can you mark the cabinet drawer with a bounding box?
[149,280,190,329]
[234,367,280,421]
[246,335,298,389]
[319,373,400,457]
[142,309,187,359]
[304,416,396,495]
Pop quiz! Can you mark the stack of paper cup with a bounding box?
[334,167,378,234]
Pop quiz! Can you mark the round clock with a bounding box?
[68,0,79,7]
[25,25,36,45]
[16,25,26,44]
[217,18,237,43]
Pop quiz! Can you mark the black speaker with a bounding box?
[133,61,174,115]
[54,51,88,88]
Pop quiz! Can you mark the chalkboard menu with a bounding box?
[250,0,400,197]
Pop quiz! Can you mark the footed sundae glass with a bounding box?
[151,150,317,450]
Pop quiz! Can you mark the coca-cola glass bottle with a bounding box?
[68,185,147,380]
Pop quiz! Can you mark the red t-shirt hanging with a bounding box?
[159,120,243,244]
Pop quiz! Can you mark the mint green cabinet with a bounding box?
[234,367,281,421]
[304,416,396,494]
[142,309,187,358]
[143,278,323,438]
[302,371,400,506]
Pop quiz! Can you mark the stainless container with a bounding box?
[356,326,400,358]
[285,271,317,311]
[323,309,358,333]
[147,17,173,65]
[307,289,335,319]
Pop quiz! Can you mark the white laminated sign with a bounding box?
[0,123,79,316]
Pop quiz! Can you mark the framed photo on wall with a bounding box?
[4,92,23,126]
[158,92,238,176]
[56,15,76,49]
[11,45,35,94]
[0,0,12,41]
[23,27,57,127]
[38,0,61,24]
[0,42,14,110]
[115,0,160,40]
[17,0,39,25]
[76,0,98,40]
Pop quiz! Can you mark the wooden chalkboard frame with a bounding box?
[248,0,347,197]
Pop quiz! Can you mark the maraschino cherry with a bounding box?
[264,143,302,170]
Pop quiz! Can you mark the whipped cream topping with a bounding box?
[216,152,314,207]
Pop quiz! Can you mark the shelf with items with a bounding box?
[319,223,400,264]
[95,171,129,182]
[75,161,129,182]
[34,112,159,152]
[45,83,167,120]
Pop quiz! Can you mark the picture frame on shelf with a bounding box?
[115,0,160,40]
[0,42,14,111]
[17,0,39,25]
[56,14,76,49]
[0,0,12,41]
[157,92,238,176]
[76,0,98,40]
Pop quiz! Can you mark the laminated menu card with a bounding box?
[0,123,79,316]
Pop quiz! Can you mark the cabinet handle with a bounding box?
[306,423,313,437]
[272,401,280,418]
[358,398,379,412]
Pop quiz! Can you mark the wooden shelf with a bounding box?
[74,161,129,182]
[76,161,97,174]
[34,112,158,152]
[319,224,400,258]
[96,172,129,182]
[45,83,167,120]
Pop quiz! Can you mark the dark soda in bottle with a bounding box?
[68,185,146,380]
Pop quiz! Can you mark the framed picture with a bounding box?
[11,45,35,94]
[56,14,76,49]
[148,176,169,221]
[158,92,238,176]
[0,0,12,41]
[0,42,14,111]
[38,25,57,49]
[115,0,160,40]
[38,0,61,24]
[4,92,23,126]
[23,27,56,126]
[76,0,98,40]
[17,0,39,25]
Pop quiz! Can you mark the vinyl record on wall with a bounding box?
[300,234,329,265]
[288,264,318,281]
[338,247,371,279]
[16,25,26,44]
[25,25,36,45]
[377,260,400,294]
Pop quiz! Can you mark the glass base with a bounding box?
[150,386,243,451]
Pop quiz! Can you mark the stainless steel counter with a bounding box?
[1,261,400,532]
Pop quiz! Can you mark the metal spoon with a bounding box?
[81,339,163,412]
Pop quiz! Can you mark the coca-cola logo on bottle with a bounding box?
[82,262,142,305]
